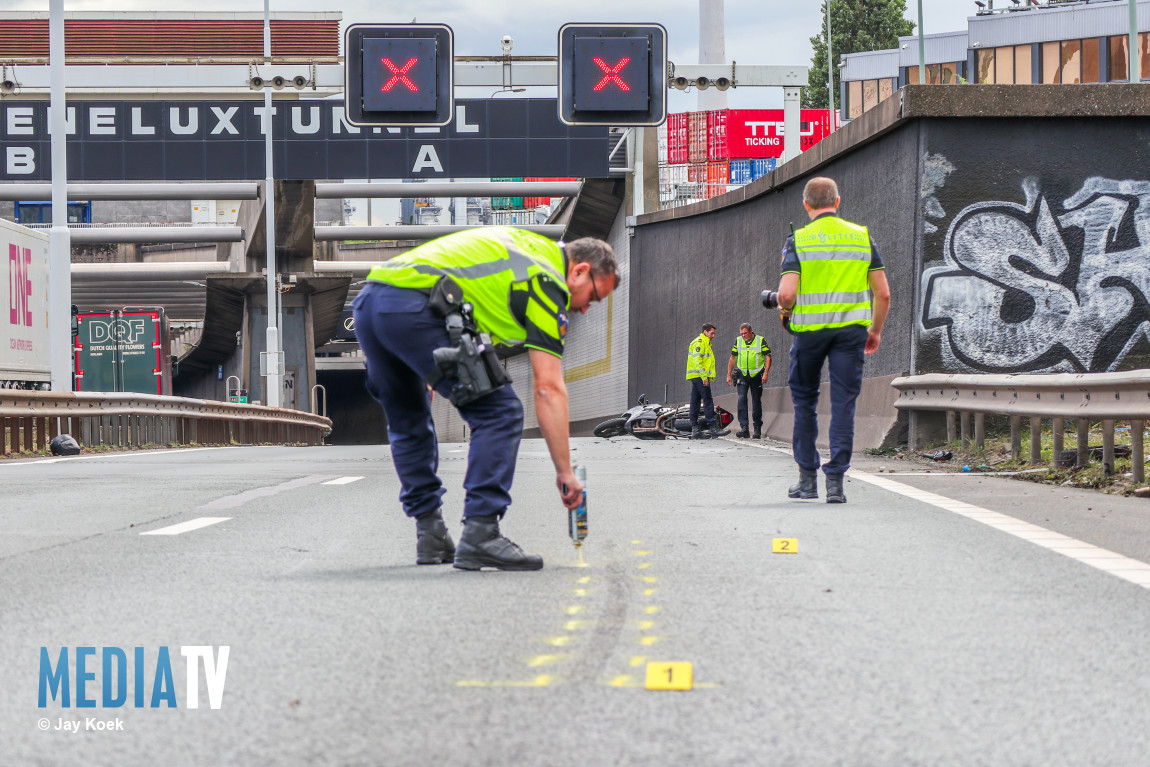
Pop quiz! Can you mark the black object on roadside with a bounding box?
[49,434,81,456]
[921,449,953,461]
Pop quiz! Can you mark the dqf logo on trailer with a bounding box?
[86,318,147,345]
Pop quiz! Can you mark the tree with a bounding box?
[803,0,915,109]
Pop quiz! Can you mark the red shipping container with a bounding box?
[711,109,833,160]
[687,162,707,183]
[706,110,729,161]
[687,112,708,163]
[522,177,576,209]
[666,113,689,164]
[705,161,729,199]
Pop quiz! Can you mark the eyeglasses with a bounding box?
[741,329,753,336]
[589,274,602,304]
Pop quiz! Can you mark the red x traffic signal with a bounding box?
[344,24,454,127]
[558,23,667,127]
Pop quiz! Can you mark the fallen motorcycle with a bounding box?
[593,395,734,440]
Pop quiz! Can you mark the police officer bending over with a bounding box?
[353,227,618,570]
[774,177,890,504]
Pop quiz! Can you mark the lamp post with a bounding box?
[48,0,72,392]
[917,0,926,85]
[262,0,282,407]
[826,0,836,132]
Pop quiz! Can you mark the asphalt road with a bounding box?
[2,437,1149,766]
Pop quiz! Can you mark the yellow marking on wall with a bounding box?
[630,656,648,667]
[564,606,585,615]
[564,293,613,383]
[645,606,661,615]
[527,655,565,668]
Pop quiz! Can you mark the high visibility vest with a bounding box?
[790,215,874,333]
[366,227,569,350]
[734,333,768,376]
[685,333,716,381]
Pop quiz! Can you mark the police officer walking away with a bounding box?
[353,227,618,570]
[726,323,771,439]
[685,324,730,439]
[774,177,890,503]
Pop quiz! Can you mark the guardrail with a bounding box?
[1,391,331,457]
[891,372,1150,483]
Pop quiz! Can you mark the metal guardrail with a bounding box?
[892,372,1149,483]
[0,391,331,456]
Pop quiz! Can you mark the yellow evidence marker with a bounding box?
[772,538,798,554]
[645,662,693,691]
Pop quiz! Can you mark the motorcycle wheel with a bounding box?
[593,417,629,439]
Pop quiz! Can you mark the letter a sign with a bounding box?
[344,23,454,127]
[558,23,667,127]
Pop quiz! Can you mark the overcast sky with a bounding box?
[12,0,979,109]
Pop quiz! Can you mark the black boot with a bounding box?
[415,508,455,565]
[691,425,704,440]
[788,469,818,499]
[752,428,761,439]
[709,421,731,438]
[735,428,750,438]
[826,474,846,504]
[453,516,543,571]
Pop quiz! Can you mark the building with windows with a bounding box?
[839,0,1150,121]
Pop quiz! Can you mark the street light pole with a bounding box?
[826,0,836,132]
[917,0,926,85]
[262,0,282,408]
[1131,0,1139,85]
[48,0,72,392]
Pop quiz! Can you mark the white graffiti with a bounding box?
[921,177,1150,373]
[920,152,955,235]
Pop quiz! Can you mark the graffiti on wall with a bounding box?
[921,177,1150,373]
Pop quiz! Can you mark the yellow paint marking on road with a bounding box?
[640,636,662,646]
[633,550,650,556]
[631,540,643,544]
[636,621,655,630]
[640,576,657,583]
[637,563,651,570]
[544,636,573,647]
[494,675,553,688]
[527,655,565,667]
[610,675,635,687]
[564,606,585,615]
[644,606,661,614]
[695,682,723,689]
[630,656,648,667]
[576,576,592,584]
[564,620,592,631]
[573,589,589,596]
[456,681,488,687]
[643,588,656,596]
[645,662,693,691]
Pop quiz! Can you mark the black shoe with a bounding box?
[709,422,731,438]
[691,426,704,440]
[826,474,846,504]
[752,428,761,439]
[415,508,455,565]
[453,516,543,571]
[735,428,750,438]
[788,470,818,500]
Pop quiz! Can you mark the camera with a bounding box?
[500,35,514,53]
[761,290,780,309]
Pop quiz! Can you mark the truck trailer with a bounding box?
[2,218,50,389]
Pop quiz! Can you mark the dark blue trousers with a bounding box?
[352,282,523,520]
[736,376,763,431]
[787,325,867,477]
[689,378,716,426]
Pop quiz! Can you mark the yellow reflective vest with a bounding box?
[685,333,716,381]
[789,215,874,333]
[733,333,770,377]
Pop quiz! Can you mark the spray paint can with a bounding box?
[569,465,588,547]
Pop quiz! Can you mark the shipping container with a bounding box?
[722,109,833,160]
[667,113,689,164]
[687,112,708,163]
[687,162,707,183]
[657,123,668,165]
[490,177,525,210]
[706,110,728,161]
[729,159,752,185]
[74,307,172,396]
[1,219,51,387]
[705,161,730,199]
[489,211,535,226]
[522,177,576,209]
[752,158,777,179]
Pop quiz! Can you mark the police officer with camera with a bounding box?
[353,227,617,570]
[770,177,890,503]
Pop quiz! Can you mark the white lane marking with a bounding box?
[851,471,1150,590]
[730,438,1150,590]
[140,517,231,536]
[199,475,332,511]
[322,476,364,485]
[0,447,232,466]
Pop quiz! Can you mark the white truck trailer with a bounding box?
[1,218,51,388]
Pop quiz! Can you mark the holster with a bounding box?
[425,276,512,407]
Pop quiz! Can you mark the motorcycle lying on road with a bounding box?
[593,395,734,440]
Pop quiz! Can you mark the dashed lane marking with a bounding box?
[322,476,364,485]
[139,517,231,536]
